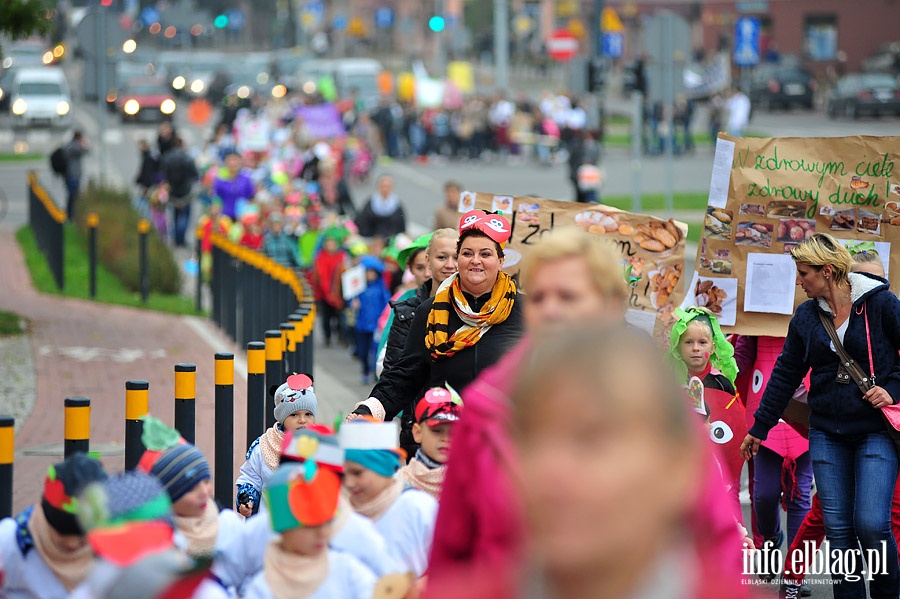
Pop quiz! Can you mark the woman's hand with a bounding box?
[864,385,895,409]
[344,412,364,423]
[238,501,253,518]
[740,434,762,461]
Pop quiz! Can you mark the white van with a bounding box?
[9,67,72,129]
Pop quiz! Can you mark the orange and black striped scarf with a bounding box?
[425,272,517,359]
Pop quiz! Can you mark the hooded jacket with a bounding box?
[750,272,900,440]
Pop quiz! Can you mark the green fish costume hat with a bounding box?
[668,306,739,386]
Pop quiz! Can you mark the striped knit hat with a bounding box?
[138,416,210,503]
[149,444,210,503]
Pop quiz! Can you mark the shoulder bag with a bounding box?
[818,305,900,452]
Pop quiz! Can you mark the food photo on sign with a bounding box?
[684,133,900,337]
[462,191,689,339]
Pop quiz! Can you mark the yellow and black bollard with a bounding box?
[214,352,234,509]
[0,415,13,518]
[174,363,196,443]
[125,380,149,470]
[138,219,150,304]
[264,330,283,429]
[246,341,266,449]
[64,397,91,459]
[288,312,305,374]
[280,322,295,375]
[87,213,99,299]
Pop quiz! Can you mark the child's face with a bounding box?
[366,269,379,282]
[409,252,431,289]
[412,422,453,464]
[281,522,332,556]
[282,410,315,432]
[172,478,212,518]
[47,527,87,553]
[343,461,394,505]
[853,261,885,278]
[678,325,712,372]
[323,238,338,253]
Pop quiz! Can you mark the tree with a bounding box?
[1,0,54,41]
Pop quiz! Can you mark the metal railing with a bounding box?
[27,172,65,291]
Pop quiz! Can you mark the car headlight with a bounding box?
[237,85,251,99]
[271,84,287,98]
[11,98,27,115]
[190,79,204,94]
[172,76,186,90]
[160,98,176,114]
[124,99,140,115]
[0,88,4,101]
[1,57,12,69]
[42,51,54,65]
[56,100,70,115]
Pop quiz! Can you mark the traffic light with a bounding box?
[428,16,445,32]
[214,14,228,28]
[587,58,606,92]
[100,0,113,6]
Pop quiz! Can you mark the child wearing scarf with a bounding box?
[216,426,397,593]
[236,374,318,516]
[398,387,463,499]
[72,471,226,599]
[242,463,377,599]
[0,454,107,597]
[136,416,243,585]
[340,419,438,578]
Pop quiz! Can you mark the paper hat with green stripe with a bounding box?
[280,423,344,472]
[339,419,403,477]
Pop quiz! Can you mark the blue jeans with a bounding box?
[171,200,192,247]
[65,176,80,221]
[810,428,900,598]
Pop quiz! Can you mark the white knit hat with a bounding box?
[274,374,317,424]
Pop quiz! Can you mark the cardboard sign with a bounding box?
[686,134,900,336]
[461,191,689,338]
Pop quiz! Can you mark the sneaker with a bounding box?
[759,532,785,581]
[779,581,801,599]
[800,582,811,597]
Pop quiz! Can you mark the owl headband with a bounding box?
[459,210,512,246]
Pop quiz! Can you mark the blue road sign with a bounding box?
[603,33,624,58]
[733,17,761,67]
[140,7,160,26]
[375,7,394,29]
[333,14,348,31]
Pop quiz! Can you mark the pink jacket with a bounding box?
[426,338,748,599]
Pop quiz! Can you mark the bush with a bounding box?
[75,183,182,294]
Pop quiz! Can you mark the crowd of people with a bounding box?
[14,73,900,599]
[6,205,900,597]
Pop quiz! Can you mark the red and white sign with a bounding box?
[547,29,579,62]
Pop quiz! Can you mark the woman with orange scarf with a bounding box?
[351,210,524,431]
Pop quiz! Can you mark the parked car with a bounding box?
[116,77,177,123]
[862,42,900,77]
[8,67,72,129]
[826,73,900,119]
[748,63,816,110]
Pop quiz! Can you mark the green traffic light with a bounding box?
[214,14,228,28]
[428,16,445,32]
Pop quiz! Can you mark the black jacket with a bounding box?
[355,200,406,240]
[364,291,525,421]
[161,149,199,199]
[750,273,900,439]
[135,149,159,189]
[383,280,432,375]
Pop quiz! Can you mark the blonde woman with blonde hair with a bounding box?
[741,232,900,597]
